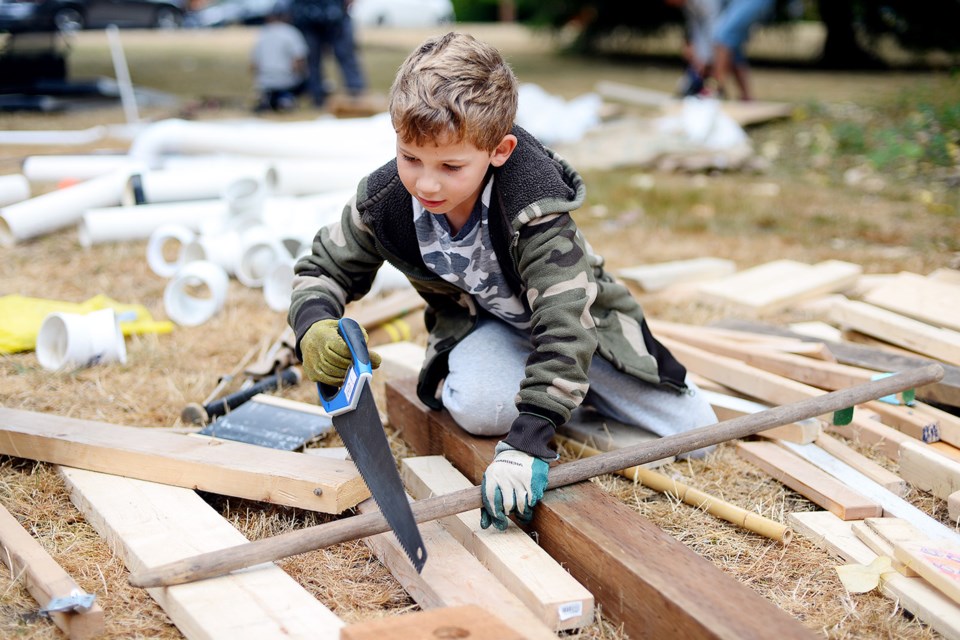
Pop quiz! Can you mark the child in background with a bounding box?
[289,33,717,531]
[250,0,308,112]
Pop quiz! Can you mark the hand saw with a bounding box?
[318,317,427,573]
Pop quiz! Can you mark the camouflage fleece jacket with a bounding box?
[289,125,688,458]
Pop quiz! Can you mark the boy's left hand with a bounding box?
[480,442,549,531]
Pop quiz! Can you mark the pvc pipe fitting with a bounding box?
[235,225,287,288]
[164,260,229,327]
[223,176,267,223]
[0,174,30,207]
[263,255,296,312]
[146,224,196,278]
[181,230,241,276]
[36,308,127,370]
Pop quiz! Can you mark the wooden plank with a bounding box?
[863,271,960,333]
[831,299,960,366]
[778,440,959,542]
[851,521,917,576]
[0,503,105,639]
[701,388,820,444]
[913,402,960,447]
[932,442,960,464]
[661,336,908,459]
[814,433,907,496]
[788,510,960,640]
[850,518,919,578]
[354,498,557,640]
[899,439,960,500]
[698,260,861,313]
[385,377,818,640]
[896,540,960,606]
[0,408,367,514]
[616,257,736,292]
[737,441,882,520]
[949,491,960,522]
[401,456,594,631]
[59,467,345,639]
[340,605,524,640]
[709,318,960,409]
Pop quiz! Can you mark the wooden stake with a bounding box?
[128,363,943,589]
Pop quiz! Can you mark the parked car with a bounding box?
[184,0,273,28]
[0,0,185,32]
[349,0,453,27]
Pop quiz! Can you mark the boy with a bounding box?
[289,32,717,532]
[250,0,308,112]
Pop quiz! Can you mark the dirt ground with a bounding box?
[0,23,958,639]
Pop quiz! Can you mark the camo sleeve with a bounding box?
[508,211,599,452]
[287,182,384,358]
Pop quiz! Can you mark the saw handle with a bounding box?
[318,318,373,416]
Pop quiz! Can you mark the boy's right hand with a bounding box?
[300,319,381,385]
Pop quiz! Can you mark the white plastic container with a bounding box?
[163,260,229,326]
[36,308,127,370]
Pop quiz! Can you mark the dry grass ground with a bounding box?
[0,23,958,639]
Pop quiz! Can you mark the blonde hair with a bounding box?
[388,32,518,152]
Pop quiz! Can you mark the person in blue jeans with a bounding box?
[290,0,365,108]
[711,0,774,100]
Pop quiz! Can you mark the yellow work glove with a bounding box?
[300,319,382,386]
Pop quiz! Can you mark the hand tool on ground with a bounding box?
[181,343,261,424]
[183,366,301,425]
[129,362,943,588]
[318,317,426,573]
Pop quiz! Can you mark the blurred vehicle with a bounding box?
[185,0,273,27]
[349,0,453,27]
[0,0,185,32]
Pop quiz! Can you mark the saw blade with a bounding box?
[332,378,427,572]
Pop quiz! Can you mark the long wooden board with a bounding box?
[710,318,960,409]
[788,510,960,640]
[340,605,523,640]
[385,377,818,640]
[354,498,557,640]
[863,271,960,333]
[737,441,881,520]
[0,503,105,639]
[59,467,345,639]
[0,408,367,513]
[401,455,594,631]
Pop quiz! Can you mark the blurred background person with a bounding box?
[710,0,774,100]
[250,0,308,112]
[290,0,366,108]
[665,0,722,97]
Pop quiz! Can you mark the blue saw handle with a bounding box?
[318,318,373,416]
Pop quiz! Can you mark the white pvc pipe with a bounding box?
[224,176,267,222]
[127,115,395,167]
[181,230,242,275]
[36,308,127,370]
[0,126,106,146]
[0,174,30,207]
[146,224,196,278]
[78,200,226,248]
[21,155,142,183]
[235,225,287,288]
[266,159,373,196]
[0,167,139,246]
[164,260,229,326]
[123,166,269,206]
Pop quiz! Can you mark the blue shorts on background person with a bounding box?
[710,0,773,100]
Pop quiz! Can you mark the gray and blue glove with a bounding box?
[480,441,550,531]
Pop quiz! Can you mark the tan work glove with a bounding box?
[300,319,382,385]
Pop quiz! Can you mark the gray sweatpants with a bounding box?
[441,317,718,459]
